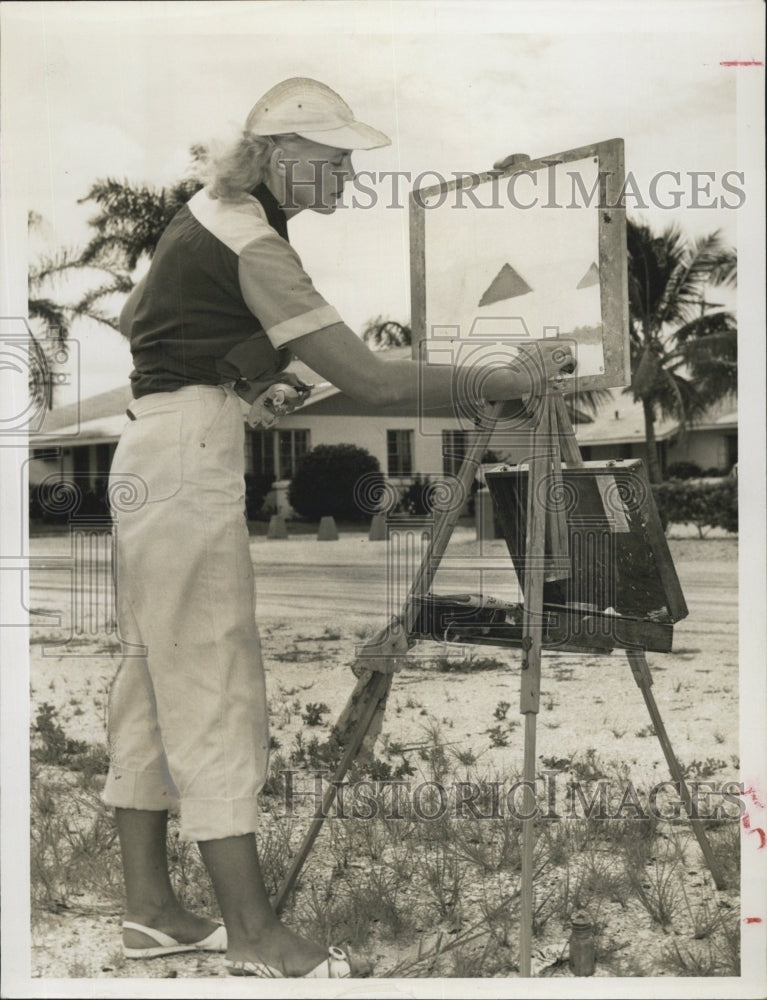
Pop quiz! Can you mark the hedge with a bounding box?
[288,444,382,522]
[651,479,738,537]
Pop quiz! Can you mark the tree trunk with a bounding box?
[642,398,662,483]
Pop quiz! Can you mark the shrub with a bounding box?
[665,461,703,480]
[288,444,382,522]
[29,481,111,524]
[651,479,737,537]
[244,472,275,519]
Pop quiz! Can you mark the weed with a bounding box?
[493,700,510,721]
[301,702,330,727]
[256,820,296,898]
[570,748,608,783]
[540,821,572,867]
[662,939,720,976]
[417,718,450,784]
[486,726,509,748]
[422,844,464,918]
[625,856,680,929]
[166,828,219,914]
[635,724,656,739]
[718,911,741,976]
[450,936,508,977]
[454,816,521,873]
[30,780,122,913]
[679,757,729,780]
[433,652,505,673]
[541,754,571,771]
[580,850,629,907]
[706,820,741,888]
[689,898,724,940]
[479,875,522,949]
[531,882,561,936]
[67,959,91,977]
[31,702,89,765]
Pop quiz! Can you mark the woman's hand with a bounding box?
[235,371,312,405]
[482,341,577,401]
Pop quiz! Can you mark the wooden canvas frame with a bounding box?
[410,138,630,392]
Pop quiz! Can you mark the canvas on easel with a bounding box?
[410,138,630,396]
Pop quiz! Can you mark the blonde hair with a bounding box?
[205,131,313,201]
[203,131,275,201]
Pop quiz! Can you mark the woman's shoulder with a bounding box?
[187,189,273,255]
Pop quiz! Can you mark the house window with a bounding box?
[95,443,116,483]
[387,430,413,477]
[441,430,470,477]
[249,430,276,478]
[278,429,310,479]
[247,429,309,479]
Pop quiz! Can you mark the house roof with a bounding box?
[573,389,737,446]
[573,388,679,446]
[31,352,736,447]
[31,347,408,443]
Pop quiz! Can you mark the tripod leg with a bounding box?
[518,408,549,976]
[274,402,506,914]
[626,649,727,890]
[274,669,390,914]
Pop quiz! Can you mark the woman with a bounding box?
[105,77,574,979]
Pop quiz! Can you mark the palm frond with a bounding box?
[563,387,612,419]
[76,307,121,332]
[28,247,86,291]
[707,249,737,289]
[658,230,727,327]
[671,309,736,346]
[27,299,70,340]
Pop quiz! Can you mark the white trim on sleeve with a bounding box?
[266,305,343,347]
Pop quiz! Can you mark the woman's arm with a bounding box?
[288,322,573,409]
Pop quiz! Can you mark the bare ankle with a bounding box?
[125,898,183,926]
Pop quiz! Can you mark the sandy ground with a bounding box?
[26,525,740,983]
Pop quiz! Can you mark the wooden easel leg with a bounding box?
[274,669,390,914]
[273,402,506,914]
[626,649,728,890]
[518,401,550,977]
[519,713,539,976]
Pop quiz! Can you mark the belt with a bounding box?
[125,382,240,422]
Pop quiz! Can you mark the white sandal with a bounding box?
[122,920,227,959]
[225,945,351,978]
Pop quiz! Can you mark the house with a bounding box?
[28,348,737,516]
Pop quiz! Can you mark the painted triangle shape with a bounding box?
[478,263,533,307]
[576,261,600,289]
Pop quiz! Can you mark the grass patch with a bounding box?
[30,703,741,979]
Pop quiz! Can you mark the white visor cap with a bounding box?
[245,77,391,151]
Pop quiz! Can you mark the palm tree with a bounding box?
[626,219,737,483]
[27,148,207,405]
[361,315,412,349]
[27,214,133,408]
[77,173,203,275]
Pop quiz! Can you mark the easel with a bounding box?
[274,141,728,972]
[274,385,727,977]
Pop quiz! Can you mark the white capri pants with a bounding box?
[102,383,269,841]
